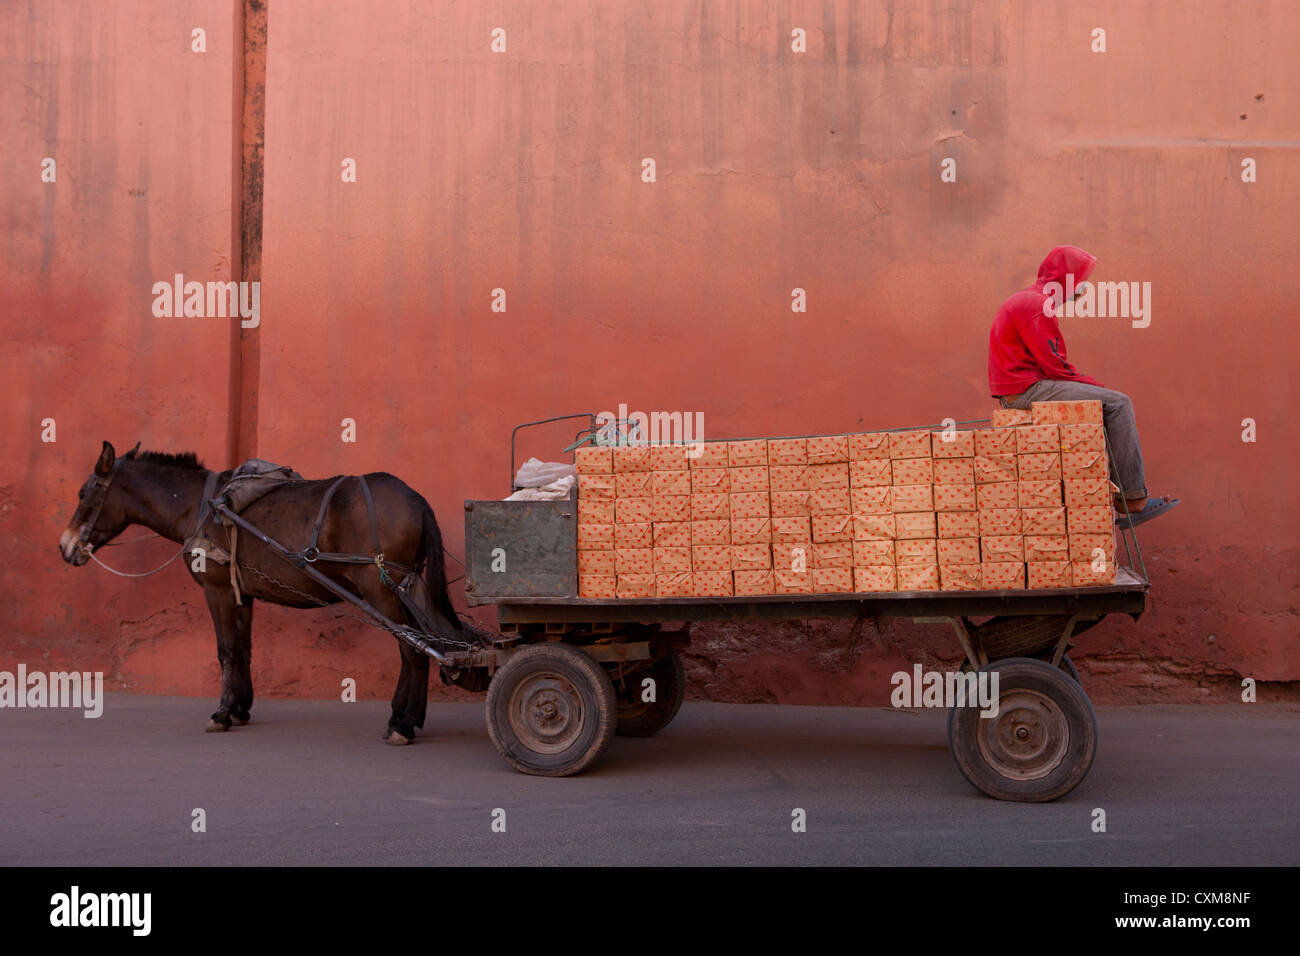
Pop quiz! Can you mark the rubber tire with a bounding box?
[485,643,618,777]
[948,657,1098,803]
[614,651,686,738]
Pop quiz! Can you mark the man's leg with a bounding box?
[1003,380,1148,504]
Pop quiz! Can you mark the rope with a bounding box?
[87,545,188,578]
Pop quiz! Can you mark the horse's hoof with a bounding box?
[231,713,250,726]
[384,730,413,746]
[205,719,230,733]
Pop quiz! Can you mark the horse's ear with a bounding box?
[95,441,115,476]
[124,442,141,460]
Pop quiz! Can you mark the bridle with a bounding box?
[76,459,123,552]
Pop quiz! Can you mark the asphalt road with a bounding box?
[1,695,1295,866]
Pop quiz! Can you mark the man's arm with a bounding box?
[1015,310,1103,387]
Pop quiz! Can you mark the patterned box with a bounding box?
[615,522,654,549]
[731,517,772,545]
[813,568,854,593]
[981,534,1024,562]
[1071,560,1117,586]
[578,474,616,500]
[656,572,695,596]
[1059,423,1105,454]
[771,516,812,543]
[770,490,812,517]
[579,499,615,524]
[767,438,808,465]
[730,492,771,519]
[653,546,692,573]
[577,550,617,574]
[974,454,1017,483]
[895,512,937,539]
[575,446,613,474]
[579,574,617,598]
[1062,450,1108,480]
[1064,478,1112,508]
[652,470,692,496]
[774,570,814,594]
[931,430,976,458]
[807,435,849,464]
[616,573,656,598]
[851,486,892,515]
[688,443,729,469]
[1024,535,1069,563]
[611,445,654,473]
[975,428,1017,456]
[1031,400,1103,425]
[1018,479,1063,509]
[727,439,768,468]
[729,466,770,492]
[850,458,892,487]
[1015,424,1060,454]
[1067,506,1112,535]
[734,569,776,595]
[934,484,977,512]
[897,564,940,590]
[1022,507,1066,535]
[982,562,1026,588]
[615,548,655,575]
[1069,532,1116,564]
[937,537,980,565]
[808,462,850,489]
[732,543,772,570]
[896,539,938,564]
[940,564,985,591]
[691,519,730,546]
[849,432,891,459]
[694,570,734,596]
[578,523,616,550]
[770,465,810,491]
[615,497,654,524]
[691,492,730,521]
[652,495,692,523]
[650,444,692,471]
[773,543,815,572]
[811,486,852,516]
[976,482,1018,509]
[1027,561,1072,588]
[891,458,934,485]
[854,513,897,540]
[616,472,654,497]
[991,408,1033,427]
[890,485,934,512]
[889,430,932,459]
[1018,453,1062,482]
[979,508,1022,535]
[852,539,894,565]
[690,467,730,494]
[938,512,980,538]
[854,566,897,592]
[692,545,732,572]
[812,514,854,543]
[933,458,975,484]
[814,542,854,568]
[653,521,691,547]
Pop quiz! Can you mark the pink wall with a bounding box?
[4,1,1296,709]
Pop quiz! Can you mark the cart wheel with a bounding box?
[1059,654,1080,683]
[948,657,1097,803]
[485,643,618,777]
[614,651,685,737]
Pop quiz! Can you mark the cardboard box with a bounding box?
[1027,561,1071,588]
[982,562,1026,588]
[814,542,854,568]
[728,466,769,493]
[891,457,933,485]
[1031,400,1103,425]
[616,573,656,598]
[853,513,897,540]
[732,543,772,570]
[769,465,810,491]
[937,537,980,565]
[807,435,849,464]
[849,432,891,459]
[813,567,854,593]
[691,519,730,546]
[691,492,730,521]
[889,430,932,459]
[1022,507,1066,535]
[730,517,772,545]
[976,482,1018,510]
[991,408,1033,427]
[808,462,850,489]
[730,492,770,519]
[611,445,654,473]
[1018,479,1064,509]
[979,508,1022,535]
[767,438,808,465]
[931,430,976,458]
[938,512,981,537]
[733,569,776,595]
[1058,423,1105,454]
[774,569,814,594]
[579,499,615,524]
[1067,506,1112,535]
[1024,535,1069,563]
[849,458,892,487]
[773,543,814,572]
[1018,453,1062,482]
[650,444,692,471]
[651,470,692,496]
[854,566,897,592]
[652,495,692,523]
[852,539,894,565]
[891,484,934,512]
[615,548,655,575]
[579,574,616,598]
[727,439,768,468]
[895,511,937,539]
[577,550,617,574]
[1071,560,1117,586]
[1062,450,1108,480]
[1069,532,1116,564]
[810,486,852,516]
[577,523,615,549]
[941,564,985,591]
[653,521,691,547]
[615,497,655,524]
[981,534,1024,562]
[653,546,692,573]
[1015,424,1060,455]
[770,490,812,517]
[975,428,1017,456]
[897,564,940,590]
[933,458,975,484]
[615,522,655,549]
[688,443,729,469]
[851,486,892,515]
[1063,477,1113,508]
[974,454,1017,483]
[896,538,938,564]
[656,572,695,597]
[616,472,654,497]
[771,516,812,543]
[812,514,854,543]
[696,567,738,598]
[934,483,977,512]
[692,545,733,571]
[575,445,613,474]
[578,474,616,500]
[690,467,730,494]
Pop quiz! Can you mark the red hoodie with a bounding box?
[988,245,1103,396]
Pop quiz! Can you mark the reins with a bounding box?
[81,470,218,579]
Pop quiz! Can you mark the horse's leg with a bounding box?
[202,587,242,732]
[389,640,430,744]
[229,597,254,725]
[386,638,414,744]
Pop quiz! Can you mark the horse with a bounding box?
[58,441,470,744]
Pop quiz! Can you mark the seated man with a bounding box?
[988,245,1177,527]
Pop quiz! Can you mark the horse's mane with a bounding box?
[134,450,206,471]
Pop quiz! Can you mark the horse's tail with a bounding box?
[418,501,466,642]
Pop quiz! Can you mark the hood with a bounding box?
[1035,245,1097,289]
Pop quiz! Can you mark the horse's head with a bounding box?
[59,440,140,565]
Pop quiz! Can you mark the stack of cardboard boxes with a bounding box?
[574,400,1117,598]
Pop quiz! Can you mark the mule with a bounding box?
[58,441,468,743]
